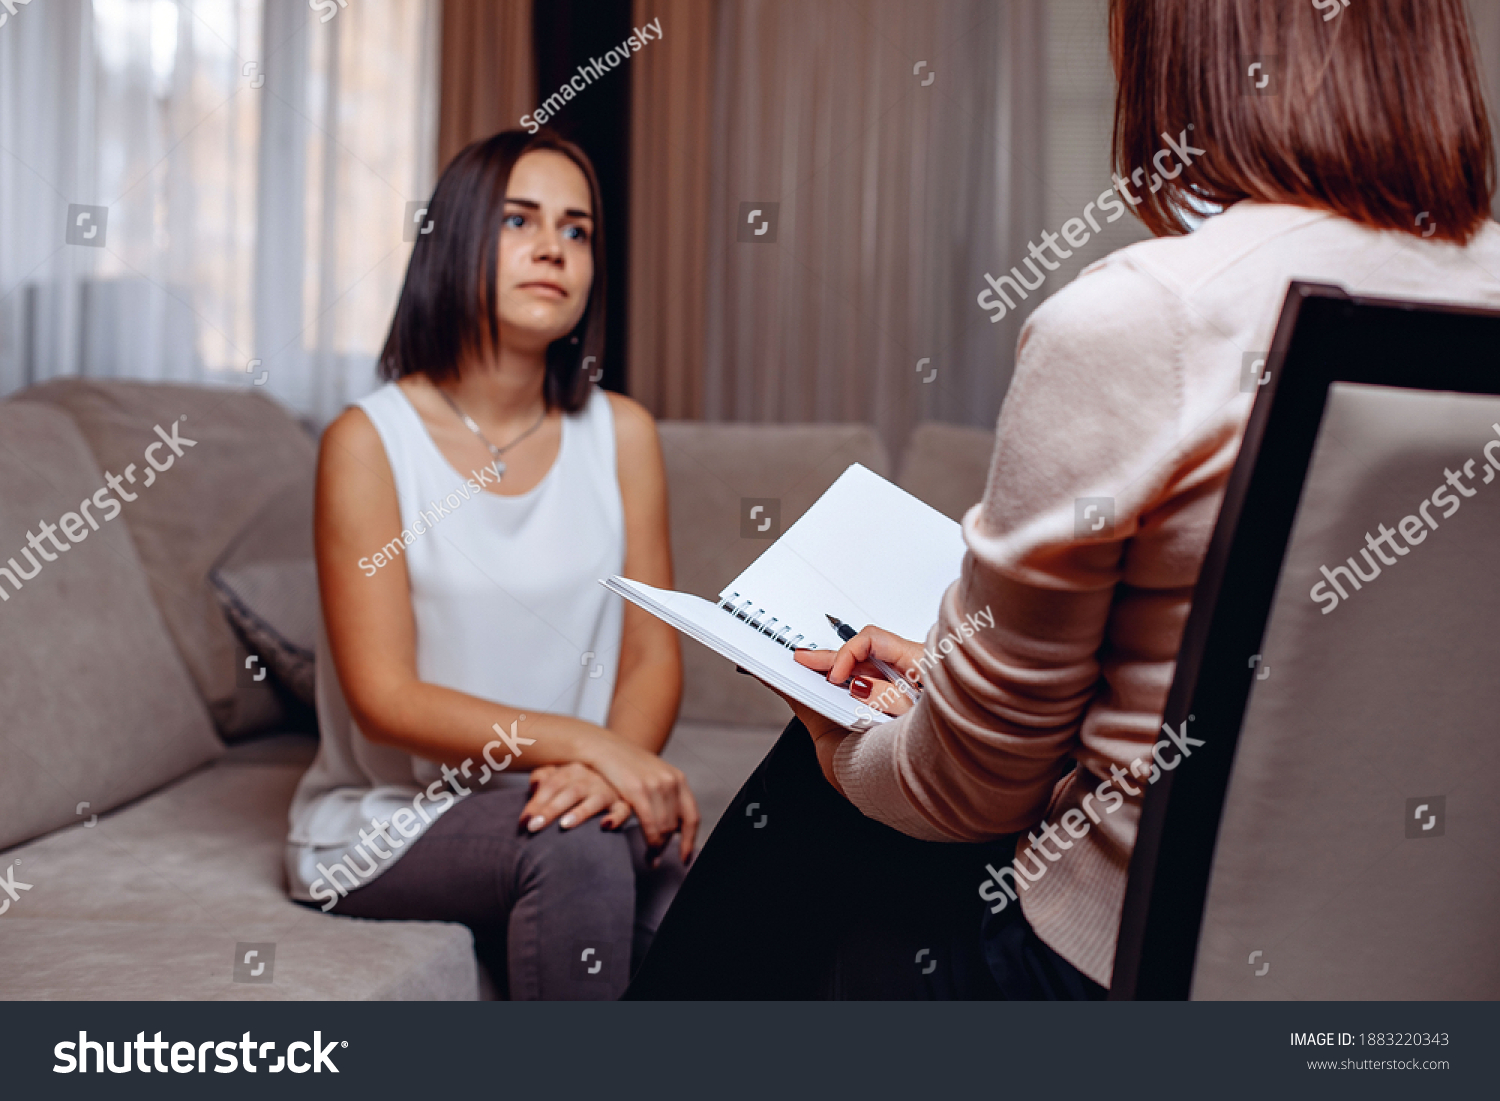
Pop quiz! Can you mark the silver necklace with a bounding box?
[436,388,548,483]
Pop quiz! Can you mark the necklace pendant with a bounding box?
[436,387,546,485]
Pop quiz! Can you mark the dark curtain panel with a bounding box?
[533,0,634,396]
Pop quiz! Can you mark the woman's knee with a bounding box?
[518,820,635,893]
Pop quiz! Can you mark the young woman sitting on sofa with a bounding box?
[285,129,699,1000]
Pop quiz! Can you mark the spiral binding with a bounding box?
[718,592,806,650]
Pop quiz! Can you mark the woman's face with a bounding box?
[495,149,595,352]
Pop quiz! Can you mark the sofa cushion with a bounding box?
[656,422,889,725]
[896,421,995,522]
[6,735,317,927]
[0,918,478,1001]
[16,380,317,737]
[0,401,223,852]
[0,735,481,1000]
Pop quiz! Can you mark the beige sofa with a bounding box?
[0,380,993,1000]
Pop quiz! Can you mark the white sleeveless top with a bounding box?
[285,384,625,902]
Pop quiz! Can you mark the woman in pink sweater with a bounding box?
[628,0,1500,998]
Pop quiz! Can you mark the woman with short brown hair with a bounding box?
[629,0,1500,998]
[289,130,697,999]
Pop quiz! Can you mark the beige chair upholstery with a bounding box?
[1191,384,1500,999]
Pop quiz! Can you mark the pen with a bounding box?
[824,614,922,706]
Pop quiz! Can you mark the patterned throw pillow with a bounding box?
[210,560,318,708]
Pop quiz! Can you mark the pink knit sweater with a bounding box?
[832,201,1500,987]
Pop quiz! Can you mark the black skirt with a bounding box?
[625,719,1105,1000]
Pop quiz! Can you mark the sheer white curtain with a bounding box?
[699,0,1046,453]
[256,0,440,418]
[0,0,439,422]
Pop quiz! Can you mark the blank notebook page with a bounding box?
[718,464,968,651]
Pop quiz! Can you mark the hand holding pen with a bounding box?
[792,616,926,716]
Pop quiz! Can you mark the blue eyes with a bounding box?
[501,212,589,243]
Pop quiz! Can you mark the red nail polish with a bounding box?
[851,676,872,700]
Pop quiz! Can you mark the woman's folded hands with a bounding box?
[555,735,701,865]
[520,762,632,835]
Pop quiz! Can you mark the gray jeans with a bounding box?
[331,785,685,999]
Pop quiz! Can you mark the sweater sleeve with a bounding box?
[832,256,1195,842]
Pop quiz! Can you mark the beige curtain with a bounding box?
[438,0,535,172]
[629,0,716,417]
[630,0,1046,454]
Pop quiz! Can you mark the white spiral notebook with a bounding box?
[601,464,967,730]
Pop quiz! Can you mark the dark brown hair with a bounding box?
[378,129,606,412]
[1109,0,1495,244]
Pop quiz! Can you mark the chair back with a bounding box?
[1113,283,1500,999]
